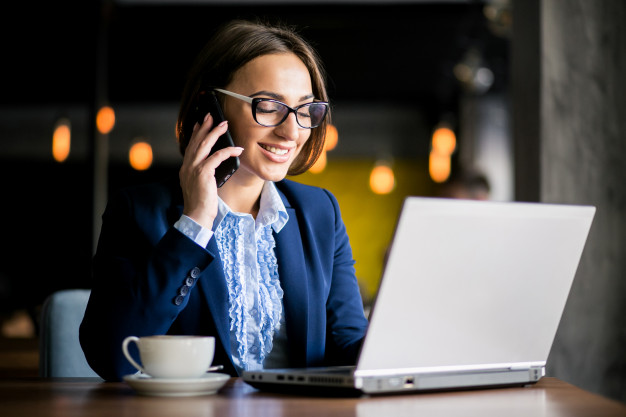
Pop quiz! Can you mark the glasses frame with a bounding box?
[213,88,328,129]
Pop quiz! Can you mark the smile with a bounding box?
[260,144,289,156]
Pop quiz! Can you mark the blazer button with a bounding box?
[179,285,189,296]
[174,295,185,306]
[189,267,201,279]
[185,276,195,287]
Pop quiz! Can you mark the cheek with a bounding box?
[291,130,313,163]
[296,130,312,150]
[227,119,257,148]
[222,101,255,147]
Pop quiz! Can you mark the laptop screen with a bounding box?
[356,198,595,376]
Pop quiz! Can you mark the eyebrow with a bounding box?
[250,90,316,102]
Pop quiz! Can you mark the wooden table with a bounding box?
[0,376,624,417]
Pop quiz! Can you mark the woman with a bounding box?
[80,19,368,381]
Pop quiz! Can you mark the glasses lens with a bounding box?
[253,99,328,128]
[254,100,288,127]
[301,103,328,128]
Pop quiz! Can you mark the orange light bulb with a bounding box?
[370,164,395,195]
[432,126,456,155]
[309,150,327,174]
[324,124,338,151]
[129,141,153,171]
[52,118,71,162]
[96,106,116,134]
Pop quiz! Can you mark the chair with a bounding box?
[39,289,101,378]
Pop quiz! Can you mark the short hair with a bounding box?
[176,19,330,176]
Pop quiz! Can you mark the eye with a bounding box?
[297,110,312,119]
[256,100,283,114]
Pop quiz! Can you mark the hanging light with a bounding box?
[309,149,327,174]
[453,48,494,95]
[429,124,456,183]
[369,160,395,195]
[432,125,457,155]
[52,117,71,163]
[129,138,153,171]
[96,105,116,134]
[325,124,339,151]
[483,0,512,38]
[429,151,451,183]
[309,124,338,174]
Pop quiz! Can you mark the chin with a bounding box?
[253,163,293,182]
[262,172,289,182]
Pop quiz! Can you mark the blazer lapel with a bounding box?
[275,205,310,367]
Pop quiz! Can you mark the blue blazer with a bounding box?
[80,179,368,381]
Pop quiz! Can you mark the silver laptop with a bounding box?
[243,197,596,395]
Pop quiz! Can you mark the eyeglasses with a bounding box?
[214,88,329,129]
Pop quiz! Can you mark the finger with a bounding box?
[186,113,214,157]
[192,121,230,164]
[203,146,244,171]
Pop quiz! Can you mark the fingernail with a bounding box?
[204,113,211,122]
[218,120,228,127]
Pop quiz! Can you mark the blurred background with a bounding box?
[0,0,624,405]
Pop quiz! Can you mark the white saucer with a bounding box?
[123,373,230,397]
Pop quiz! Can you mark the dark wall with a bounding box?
[510,0,540,202]
[0,158,178,315]
[0,160,93,314]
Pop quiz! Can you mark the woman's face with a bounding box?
[221,53,313,184]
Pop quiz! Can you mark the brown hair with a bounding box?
[176,19,330,176]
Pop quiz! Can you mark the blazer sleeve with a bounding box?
[79,185,218,381]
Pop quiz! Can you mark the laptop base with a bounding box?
[243,366,544,396]
[243,366,361,396]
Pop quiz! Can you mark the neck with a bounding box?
[218,177,265,218]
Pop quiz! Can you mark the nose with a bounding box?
[274,112,300,141]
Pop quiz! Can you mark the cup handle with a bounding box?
[122,336,145,374]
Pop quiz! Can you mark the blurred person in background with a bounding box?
[438,166,491,200]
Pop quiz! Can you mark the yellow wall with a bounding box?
[291,158,434,303]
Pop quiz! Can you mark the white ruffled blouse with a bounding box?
[213,182,289,373]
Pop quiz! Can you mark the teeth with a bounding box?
[262,144,288,155]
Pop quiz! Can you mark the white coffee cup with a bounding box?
[122,335,215,379]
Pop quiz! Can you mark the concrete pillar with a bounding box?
[540,0,626,402]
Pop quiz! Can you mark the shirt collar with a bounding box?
[214,182,289,233]
[258,181,289,233]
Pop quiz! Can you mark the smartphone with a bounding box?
[195,90,240,187]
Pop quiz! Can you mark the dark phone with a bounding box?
[195,90,240,187]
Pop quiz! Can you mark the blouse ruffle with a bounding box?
[215,212,284,370]
[255,223,283,360]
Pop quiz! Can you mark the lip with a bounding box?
[258,143,294,163]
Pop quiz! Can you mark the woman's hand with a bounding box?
[179,113,244,229]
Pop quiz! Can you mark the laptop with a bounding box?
[243,197,596,395]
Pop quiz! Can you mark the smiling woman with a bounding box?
[79,19,368,382]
